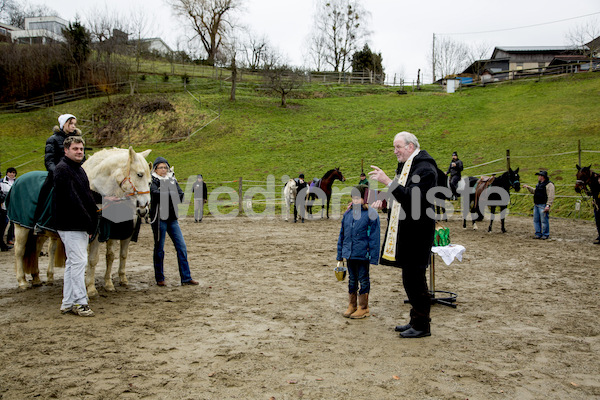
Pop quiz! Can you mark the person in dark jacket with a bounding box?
[369,131,438,338]
[446,151,463,198]
[337,185,380,319]
[150,157,198,287]
[191,174,208,222]
[46,114,82,173]
[54,136,98,317]
[34,114,82,233]
[293,173,308,223]
[523,170,555,240]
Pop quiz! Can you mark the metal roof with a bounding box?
[495,46,582,52]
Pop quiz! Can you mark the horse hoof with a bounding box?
[87,288,99,298]
[32,281,43,287]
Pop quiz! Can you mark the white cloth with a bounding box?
[431,244,466,266]
[58,230,89,308]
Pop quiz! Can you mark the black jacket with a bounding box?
[150,173,184,223]
[45,127,82,172]
[446,159,463,177]
[53,156,98,234]
[380,150,438,269]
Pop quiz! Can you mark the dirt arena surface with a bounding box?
[0,213,599,400]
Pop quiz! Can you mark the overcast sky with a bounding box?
[38,0,600,84]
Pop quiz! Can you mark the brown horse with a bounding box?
[305,167,346,219]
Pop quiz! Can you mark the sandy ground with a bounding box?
[0,213,599,400]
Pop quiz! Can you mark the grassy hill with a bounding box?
[1,73,599,219]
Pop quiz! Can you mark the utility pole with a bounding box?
[432,33,436,83]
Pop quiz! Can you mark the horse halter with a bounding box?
[120,176,150,197]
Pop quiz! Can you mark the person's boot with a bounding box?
[350,293,369,319]
[343,292,357,318]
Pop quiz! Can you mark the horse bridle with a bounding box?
[120,176,150,197]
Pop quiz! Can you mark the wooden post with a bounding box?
[506,149,511,171]
[238,177,243,215]
[578,139,581,167]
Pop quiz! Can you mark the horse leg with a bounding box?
[118,237,131,287]
[86,237,101,297]
[284,199,289,222]
[326,197,330,219]
[488,206,496,232]
[500,206,507,233]
[104,239,117,292]
[46,235,59,285]
[14,226,32,290]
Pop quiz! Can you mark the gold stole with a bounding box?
[382,151,419,261]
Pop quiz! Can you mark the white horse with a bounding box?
[84,147,152,297]
[283,179,297,221]
[8,147,151,291]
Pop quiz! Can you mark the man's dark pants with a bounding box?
[402,266,431,331]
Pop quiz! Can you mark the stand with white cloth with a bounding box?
[404,244,465,308]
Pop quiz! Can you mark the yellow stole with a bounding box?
[382,150,419,261]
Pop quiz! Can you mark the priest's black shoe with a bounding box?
[400,327,431,338]
[394,324,411,332]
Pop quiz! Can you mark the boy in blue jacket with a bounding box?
[337,186,380,318]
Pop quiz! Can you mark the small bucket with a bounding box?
[334,261,347,281]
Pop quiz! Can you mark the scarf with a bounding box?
[382,149,420,262]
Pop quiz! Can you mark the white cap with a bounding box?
[58,114,76,130]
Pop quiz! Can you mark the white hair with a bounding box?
[394,131,420,149]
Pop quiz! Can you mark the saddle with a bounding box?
[473,175,495,209]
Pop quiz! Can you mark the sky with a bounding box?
[37,0,600,84]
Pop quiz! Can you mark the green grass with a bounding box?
[1,72,599,219]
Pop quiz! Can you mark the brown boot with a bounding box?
[343,293,358,318]
[350,293,369,319]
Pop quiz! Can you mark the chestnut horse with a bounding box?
[306,168,346,219]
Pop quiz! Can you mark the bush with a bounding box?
[162,72,169,82]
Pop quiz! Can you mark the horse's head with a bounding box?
[575,164,592,194]
[508,167,520,192]
[123,147,152,212]
[333,167,345,182]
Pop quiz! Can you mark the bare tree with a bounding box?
[430,36,470,79]
[241,30,270,70]
[310,0,369,72]
[128,7,159,75]
[305,30,327,71]
[567,19,600,71]
[169,0,241,66]
[262,65,305,107]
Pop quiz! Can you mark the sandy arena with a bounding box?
[0,213,599,399]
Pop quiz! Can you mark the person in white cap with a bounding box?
[33,114,83,233]
[45,114,81,172]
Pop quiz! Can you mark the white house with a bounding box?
[11,16,68,44]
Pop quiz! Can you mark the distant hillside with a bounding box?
[1,72,599,219]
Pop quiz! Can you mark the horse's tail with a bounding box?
[53,237,66,269]
[22,230,40,275]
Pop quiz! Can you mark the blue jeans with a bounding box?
[152,219,193,283]
[533,204,549,238]
[347,259,370,295]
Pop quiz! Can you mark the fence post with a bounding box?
[238,177,243,215]
[506,149,511,171]
[578,139,581,166]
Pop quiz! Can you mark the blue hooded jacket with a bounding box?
[337,206,380,263]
